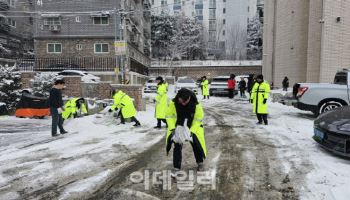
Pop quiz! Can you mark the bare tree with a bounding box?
[226,23,247,60]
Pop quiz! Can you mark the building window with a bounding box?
[75,16,81,23]
[94,43,109,53]
[209,0,216,8]
[7,0,15,7]
[223,19,226,24]
[195,9,203,16]
[209,9,216,19]
[223,8,226,14]
[161,0,167,6]
[44,17,61,25]
[93,17,109,25]
[47,43,62,53]
[209,31,216,41]
[222,30,225,36]
[8,19,16,27]
[76,44,83,51]
[209,20,216,30]
[152,0,154,5]
[248,6,250,12]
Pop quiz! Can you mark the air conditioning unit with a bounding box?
[49,25,61,32]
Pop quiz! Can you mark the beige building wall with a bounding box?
[320,0,350,83]
[262,0,275,83]
[263,0,350,86]
[306,0,323,83]
[263,0,309,87]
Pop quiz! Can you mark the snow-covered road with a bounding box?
[1,92,350,200]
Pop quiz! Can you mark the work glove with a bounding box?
[250,99,253,104]
[57,108,63,114]
[263,99,267,104]
[108,108,113,113]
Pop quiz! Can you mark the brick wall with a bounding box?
[149,66,262,80]
[110,84,144,111]
[20,72,36,89]
[62,76,82,97]
[35,38,115,58]
[81,82,113,100]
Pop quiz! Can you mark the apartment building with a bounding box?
[33,0,151,84]
[0,0,33,60]
[263,0,350,86]
[152,0,258,59]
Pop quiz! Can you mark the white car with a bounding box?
[144,77,158,93]
[175,77,198,94]
[58,70,101,83]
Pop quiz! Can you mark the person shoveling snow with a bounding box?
[165,88,207,176]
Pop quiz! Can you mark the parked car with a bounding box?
[43,63,81,71]
[144,77,158,93]
[292,69,350,116]
[313,106,350,157]
[175,76,198,94]
[58,70,100,83]
[209,76,238,96]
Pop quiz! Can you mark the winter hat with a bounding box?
[156,76,163,81]
[256,74,264,80]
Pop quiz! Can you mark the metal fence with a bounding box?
[17,57,117,72]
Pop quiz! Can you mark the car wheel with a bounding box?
[319,101,344,114]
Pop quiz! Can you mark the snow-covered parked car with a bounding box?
[58,70,100,83]
[175,77,198,94]
[144,77,157,93]
[313,106,350,157]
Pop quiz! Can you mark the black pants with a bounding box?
[157,119,167,127]
[228,89,234,99]
[257,114,268,124]
[173,136,204,169]
[118,109,140,125]
[240,89,245,97]
[50,107,64,135]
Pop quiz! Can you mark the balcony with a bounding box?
[0,0,9,11]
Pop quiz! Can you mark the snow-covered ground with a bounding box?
[264,102,350,200]
[0,88,349,199]
[0,105,164,200]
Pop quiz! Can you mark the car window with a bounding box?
[334,72,347,85]
[178,78,194,83]
[59,72,67,75]
[212,78,228,82]
[147,80,154,83]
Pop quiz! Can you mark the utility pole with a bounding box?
[114,7,127,84]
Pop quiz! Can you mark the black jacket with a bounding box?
[282,78,289,88]
[239,80,247,89]
[49,88,63,108]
